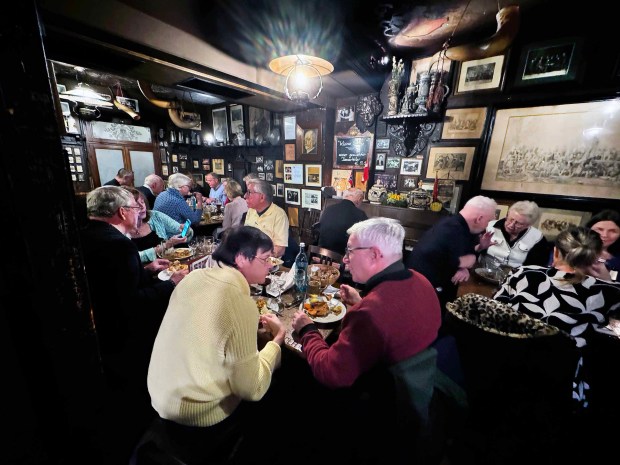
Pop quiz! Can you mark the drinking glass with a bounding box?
[271,271,287,308]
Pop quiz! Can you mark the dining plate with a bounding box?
[474,267,501,285]
[252,296,280,314]
[158,270,172,281]
[163,248,194,260]
[301,297,346,323]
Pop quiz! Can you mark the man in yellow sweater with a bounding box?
[145,226,285,463]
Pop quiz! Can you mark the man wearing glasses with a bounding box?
[292,218,441,463]
[80,186,188,465]
[243,178,288,258]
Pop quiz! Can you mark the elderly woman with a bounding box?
[480,200,549,268]
[153,172,204,226]
[145,226,285,463]
[586,209,620,281]
[221,179,248,232]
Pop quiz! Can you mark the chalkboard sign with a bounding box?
[333,134,374,168]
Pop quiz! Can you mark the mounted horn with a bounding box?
[445,5,520,62]
[113,97,140,121]
[137,80,201,129]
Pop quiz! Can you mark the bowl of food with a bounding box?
[306,264,340,295]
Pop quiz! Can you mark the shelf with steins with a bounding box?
[381,110,442,125]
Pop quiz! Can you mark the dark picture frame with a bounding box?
[397,175,418,191]
[455,54,507,95]
[296,121,322,162]
[514,37,583,87]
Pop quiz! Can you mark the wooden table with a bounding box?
[194,217,223,236]
[457,269,499,299]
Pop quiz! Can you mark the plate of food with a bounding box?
[253,296,279,315]
[158,260,189,280]
[301,296,346,323]
[162,248,194,260]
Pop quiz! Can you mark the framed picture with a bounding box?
[400,158,422,176]
[212,107,228,144]
[354,171,366,190]
[71,174,77,181]
[77,173,85,181]
[333,132,374,169]
[336,105,355,122]
[374,152,386,171]
[171,154,178,163]
[397,175,418,191]
[258,173,265,180]
[494,204,510,220]
[534,208,592,240]
[447,184,463,214]
[425,145,476,181]
[249,106,271,144]
[285,187,300,205]
[179,161,187,169]
[386,157,400,169]
[283,163,303,184]
[374,173,397,190]
[192,174,203,186]
[275,160,284,178]
[162,165,169,176]
[514,37,583,87]
[276,183,284,197]
[285,143,295,161]
[229,104,244,136]
[376,138,390,150]
[192,160,199,169]
[296,122,322,162]
[441,107,488,139]
[302,189,321,210]
[256,164,264,172]
[455,54,507,94]
[305,164,322,187]
[73,147,81,156]
[67,155,74,164]
[212,158,225,175]
[331,169,351,190]
[283,115,296,140]
[270,184,276,195]
[266,173,274,181]
[481,100,620,199]
[172,166,179,174]
[263,159,273,172]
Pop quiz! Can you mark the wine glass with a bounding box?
[271,270,287,309]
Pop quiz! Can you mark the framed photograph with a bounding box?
[302,189,322,210]
[447,184,463,214]
[77,173,85,181]
[455,54,507,94]
[441,107,488,139]
[67,156,74,164]
[386,157,401,169]
[285,143,295,161]
[436,178,456,203]
[70,164,75,172]
[285,187,301,205]
[179,161,186,169]
[374,152,386,171]
[375,173,397,190]
[172,166,179,174]
[331,169,351,190]
[256,156,264,164]
[494,204,510,220]
[283,163,304,184]
[192,174,203,186]
[400,158,422,175]
[71,174,77,181]
[162,165,169,176]
[534,208,592,240]
[514,37,583,87]
[376,138,390,150]
[192,160,199,169]
[305,164,322,187]
[212,158,225,175]
[73,147,81,156]
[425,145,476,181]
[336,105,355,122]
[283,115,296,140]
[481,100,620,199]
[257,165,263,172]
[275,160,284,178]
[202,164,210,172]
[270,184,276,195]
[276,183,284,197]
[264,159,274,172]
[354,171,366,190]
[397,175,419,191]
[212,107,228,143]
[229,104,244,135]
[249,106,271,144]
[296,122,322,162]
[171,154,178,163]
[258,173,265,180]
[266,173,274,181]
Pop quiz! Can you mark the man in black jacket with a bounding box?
[137,173,165,209]
[318,187,367,255]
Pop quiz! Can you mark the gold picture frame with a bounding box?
[425,145,476,181]
[441,107,488,140]
[212,158,225,175]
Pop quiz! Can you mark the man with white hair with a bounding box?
[317,187,368,255]
[406,195,497,308]
[137,173,165,209]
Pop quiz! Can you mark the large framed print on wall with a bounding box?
[455,54,507,94]
[425,145,476,181]
[514,37,583,87]
[441,107,488,140]
[481,100,620,199]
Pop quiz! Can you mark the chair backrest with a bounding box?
[307,245,343,267]
[299,208,321,245]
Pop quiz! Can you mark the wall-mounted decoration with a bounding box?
[162,165,169,176]
[534,208,592,240]
[227,162,233,172]
[73,147,81,156]
[481,100,620,199]
[249,106,271,145]
[376,138,390,150]
[77,173,85,182]
[386,157,401,169]
[257,165,264,172]
[230,104,244,135]
[276,183,284,197]
[296,121,322,162]
[447,184,463,214]
[71,174,77,181]
[455,55,507,94]
[285,143,295,161]
[180,160,187,169]
[356,94,382,131]
[283,115,296,140]
[264,159,274,172]
[397,175,418,191]
[514,37,582,87]
[270,184,276,195]
[375,152,386,171]
[400,158,422,176]
[305,164,322,187]
[192,160,199,169]
[68,155,74,164]
[375,173,398,190]
[494,204,510,220]
[275,160,284,178]
[302,189,321,210]
[212,158,225,175]
[425,145,476,181]
[333,131,374,169]
[256,156,264,163]
[266,173,274,181]
[258,173,265,180]
[336,105,355,122]
[192,174,203,186]
[354,171,366,190]
[285,187,300,205]
[171,154,178,163]
[172,166,179,174]
[75,156,82,164]
[283,163,303,184]
[212,107,228,144]
[441,107,488,139]
[332,169,351,189]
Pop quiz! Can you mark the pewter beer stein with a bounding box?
[414,72,431,114]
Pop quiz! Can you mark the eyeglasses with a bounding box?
[505,217,529,228]
[244,191,260,197]
[122,205,141,211]
[344,246,372,258]
[252,255,270,265]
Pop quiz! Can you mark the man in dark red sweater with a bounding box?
[292,217,441,463]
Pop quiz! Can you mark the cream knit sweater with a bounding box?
[148,264,281,427]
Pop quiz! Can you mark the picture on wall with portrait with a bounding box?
[285,187,300,205]
[375,152,386,171]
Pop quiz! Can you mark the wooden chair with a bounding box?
[307,245,344,271]
[299,208,321,246]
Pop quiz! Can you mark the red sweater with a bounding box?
[300,270,441,389]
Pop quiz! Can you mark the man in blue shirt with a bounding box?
[205,172,227,205]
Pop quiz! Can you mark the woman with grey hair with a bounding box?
[153,172,204,225]
[221,179,248,231]
[480,200,549,268]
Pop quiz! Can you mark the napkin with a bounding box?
[266,264,296,297]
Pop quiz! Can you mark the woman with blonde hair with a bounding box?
[221,179,248,231]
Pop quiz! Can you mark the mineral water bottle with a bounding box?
[294,242,308,294]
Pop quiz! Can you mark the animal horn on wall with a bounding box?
[445,5,520,62]
[137,80,201,129]
[113,98,140,121]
